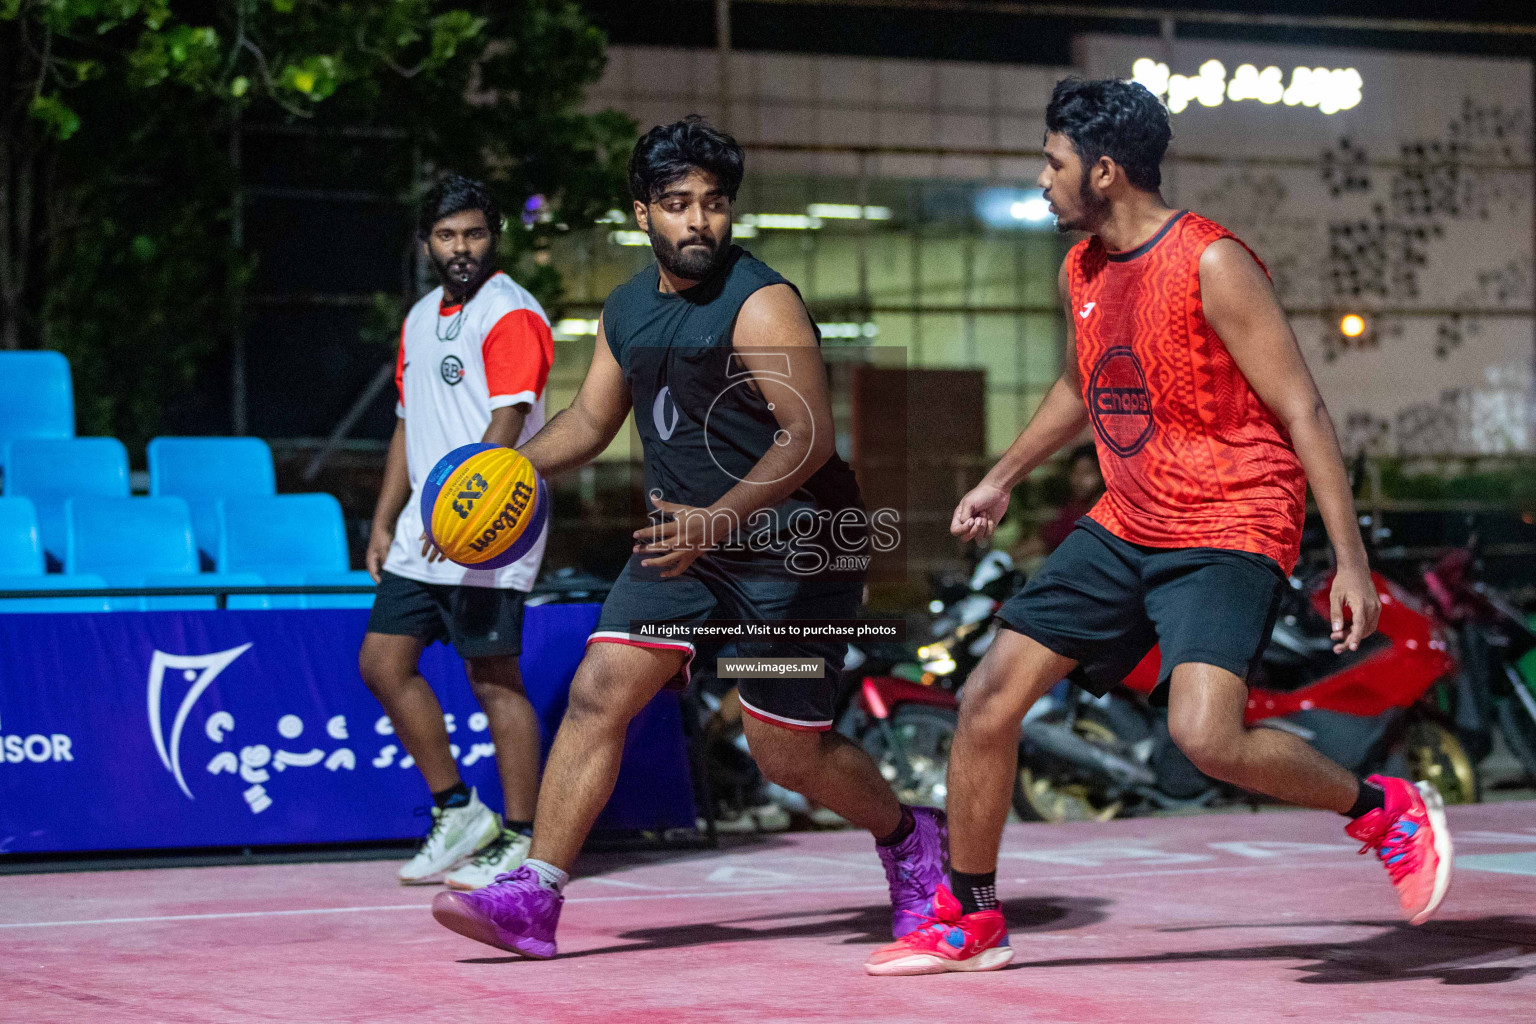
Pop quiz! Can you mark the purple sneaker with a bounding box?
[431,865,562,958]
[876,805,948,938]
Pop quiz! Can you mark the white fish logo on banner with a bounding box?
[147,644,252,799]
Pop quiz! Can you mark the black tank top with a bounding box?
[602,245,865,577]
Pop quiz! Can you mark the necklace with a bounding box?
[436,298,467,342]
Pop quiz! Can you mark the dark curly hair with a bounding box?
[1045,78,1171,191]
[417,173,502,239]
[628,116,745,205]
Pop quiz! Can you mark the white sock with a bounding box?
[524,858,569,893]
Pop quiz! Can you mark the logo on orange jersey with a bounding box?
[1088,346,1155,457]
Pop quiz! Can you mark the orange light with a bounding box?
[1340,314,1366,338]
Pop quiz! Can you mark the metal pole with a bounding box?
[716,0,732,128]
[302,361,395,484]
[230,114,247,436]
[855,151,871,316]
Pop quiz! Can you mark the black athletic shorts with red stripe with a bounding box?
[589,553,862,731]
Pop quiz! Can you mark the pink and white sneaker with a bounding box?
[864,884,1012,976]
[1345,775,1453,925]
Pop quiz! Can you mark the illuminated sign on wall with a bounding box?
[1132,58,1363,115]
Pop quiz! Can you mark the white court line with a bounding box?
[0,904,429,929]
[0,862,1346,931]
[578,876,675,890]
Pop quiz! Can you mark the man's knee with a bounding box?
[466,655,524,696]
[1167,710,1242,780]
[1166,666,1252,780]
[561,642,684,732]
[958,662,1022,740]
[564,671,615,725]
[956,630,1071,741]
[562,661,640,733]
[743,724,821,791]
[359,635,417,696]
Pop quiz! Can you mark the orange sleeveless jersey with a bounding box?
[1067,210,1307,573]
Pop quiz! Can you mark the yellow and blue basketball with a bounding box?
[420,443,549,569]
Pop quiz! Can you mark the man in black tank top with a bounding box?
[432,118,946,961]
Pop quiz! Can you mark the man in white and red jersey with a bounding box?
[360,173,554,890]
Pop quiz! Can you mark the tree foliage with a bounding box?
[2,1,632,448]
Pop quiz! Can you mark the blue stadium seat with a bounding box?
[141,572,273,612]
[0,574,112,613]
[6,438,130,569]
[65,495,197,585]
[0,351,74,447]
[302,570,377,609]
[0,497,44,575]
[217,494,350,575]
[147,437,277,565]
[219,494,352,609]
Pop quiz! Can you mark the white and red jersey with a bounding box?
[384,271,554,590]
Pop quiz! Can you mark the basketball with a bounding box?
[420,442,549,569]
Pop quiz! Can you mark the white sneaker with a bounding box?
[444,829,532,890]
[397,789,501,885]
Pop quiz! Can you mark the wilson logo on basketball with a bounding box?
[1088,346,1155,457]
[467,481,536,553]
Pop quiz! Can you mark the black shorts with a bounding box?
[367,570,526,660]
[590,554,863,731]
[997,517,1286,704]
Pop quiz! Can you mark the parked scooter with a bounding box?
[1421,543,1536,783]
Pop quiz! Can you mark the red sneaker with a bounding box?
[864,884,1012,976]
[1344,775,1453,925]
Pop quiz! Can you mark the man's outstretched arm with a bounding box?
[952,256,1089,541]
[517,317,632,478]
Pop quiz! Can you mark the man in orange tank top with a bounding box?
[867,78,1452,978]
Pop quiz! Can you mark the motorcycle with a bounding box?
[1421,543,1536,783]
[837,550,1021,808]
[1012,563,1478,822]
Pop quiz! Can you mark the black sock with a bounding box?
[1343,779,1386,819]
[505,819,534,837]
[433,782,471,810]
[875,805,916,847]
[951,869,999,915]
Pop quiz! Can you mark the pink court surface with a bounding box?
[5,802,1535,1024]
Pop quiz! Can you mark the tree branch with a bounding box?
[355,26,426,79]
[241,36,311,118]
[31,25,52,103]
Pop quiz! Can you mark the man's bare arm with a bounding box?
[1199,238,1379,651]
[517,317,632,478]
[482,404,528,448]
[366,419,411,580]
[952,257,1089,540]
[706,283,835,521]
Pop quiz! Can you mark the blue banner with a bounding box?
[0,604,695,854]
